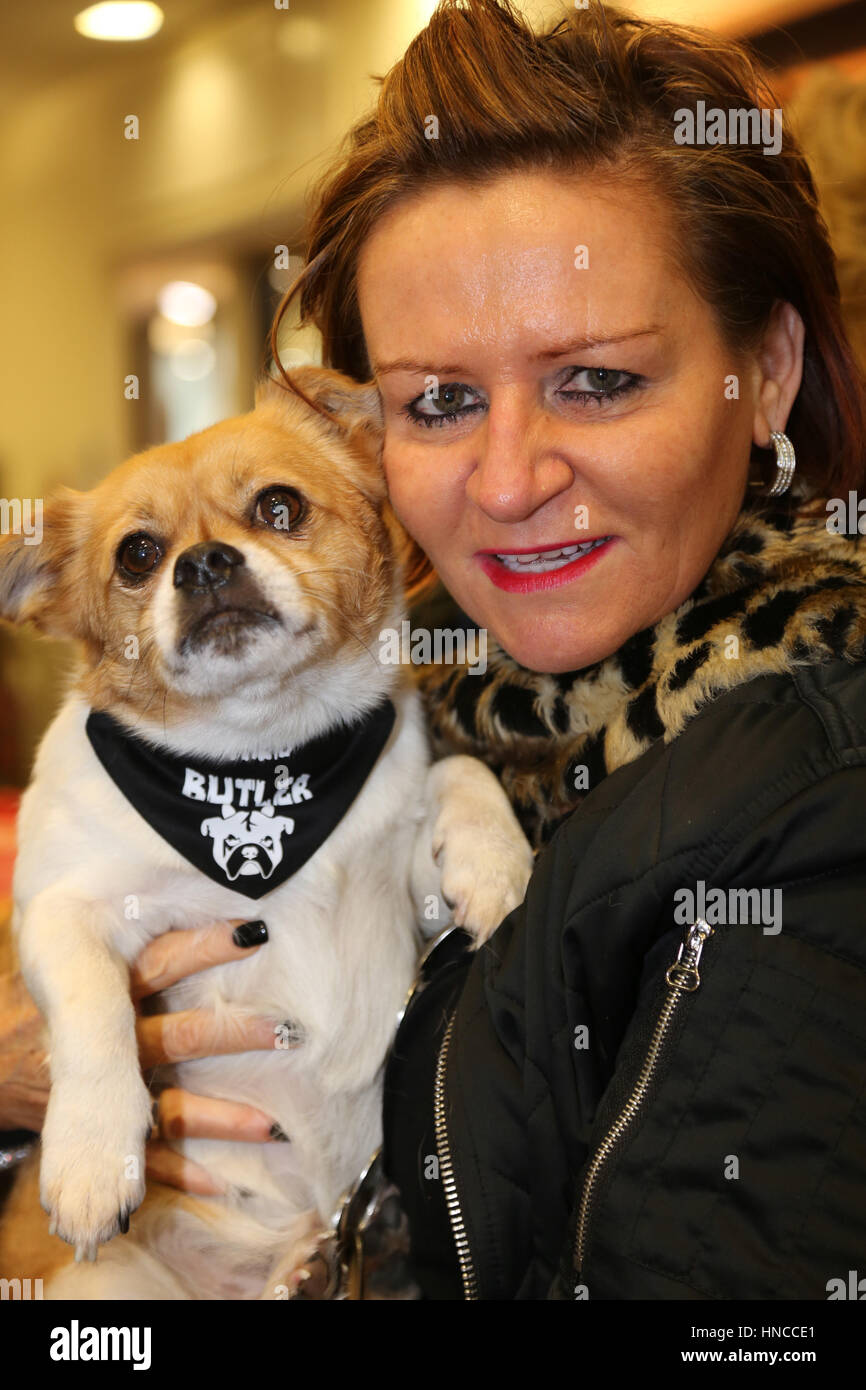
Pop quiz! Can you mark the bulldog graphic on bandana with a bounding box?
[200,802,296,883]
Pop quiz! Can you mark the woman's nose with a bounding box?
[466,394,575,523]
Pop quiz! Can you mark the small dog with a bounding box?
[0,369,533,1299]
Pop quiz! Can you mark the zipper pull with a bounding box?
[665,917,713,992]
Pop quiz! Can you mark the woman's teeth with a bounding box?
[494,538,610,574]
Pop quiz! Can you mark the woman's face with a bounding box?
[357,171,778,672]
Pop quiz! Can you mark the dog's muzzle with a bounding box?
[173,541,281,654]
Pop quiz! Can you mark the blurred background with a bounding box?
[0,0,864,878]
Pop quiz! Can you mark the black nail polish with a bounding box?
[269,1123,291,1142]
[233,920,268,948]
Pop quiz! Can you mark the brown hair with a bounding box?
[271,0,866,593]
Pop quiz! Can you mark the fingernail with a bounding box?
[233,920,268,948]
[269,1123,291,1142]
[272,1019,304,1049]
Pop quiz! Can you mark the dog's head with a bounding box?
[0,369,408,723]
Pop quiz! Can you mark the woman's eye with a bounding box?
[405,382,484,427]
[255,486,305,531]
[558,367,639,402]
[117,532,162,578]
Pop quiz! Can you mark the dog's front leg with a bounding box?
[411,755,535,947]
[16,890,152,1260]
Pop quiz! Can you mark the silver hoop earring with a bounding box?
[766,430,796,496]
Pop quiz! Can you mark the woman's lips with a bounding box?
[476,537,616,593]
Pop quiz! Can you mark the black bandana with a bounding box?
[85,701,397,900]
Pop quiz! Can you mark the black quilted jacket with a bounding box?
[383,656,866,1299]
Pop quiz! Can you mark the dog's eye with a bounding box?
[117,533,162,578]
[255,487,305,533]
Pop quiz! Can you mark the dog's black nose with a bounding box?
[174,542,245,591]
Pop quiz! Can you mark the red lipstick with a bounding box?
[476,537,616,593]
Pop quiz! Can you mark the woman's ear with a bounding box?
[0,485,90,639]
[751,301,806,448]
[256,367,382,437]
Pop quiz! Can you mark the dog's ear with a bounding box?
[255,368,382,437]
[256,368,386,504]
[0,486,91,639]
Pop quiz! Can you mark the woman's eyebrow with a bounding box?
[534,326,663,360]
[373,355,470,377]
[373,327,663,378]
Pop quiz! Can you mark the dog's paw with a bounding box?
[39,1076,152,1260]
[431,758,535,945]
[437,825,534,944]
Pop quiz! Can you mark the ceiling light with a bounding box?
[74,3,164,42]
[157,281,217,328]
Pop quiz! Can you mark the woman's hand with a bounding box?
[0,918,285,1197]
[131,918,284,1196]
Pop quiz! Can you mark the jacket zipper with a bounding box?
[433,1009,480,1299]
[573,917,715,1288]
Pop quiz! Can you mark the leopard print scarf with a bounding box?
[414,498,866,849]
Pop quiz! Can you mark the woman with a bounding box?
[273,0,866,1299]
[3,0,866,1298]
